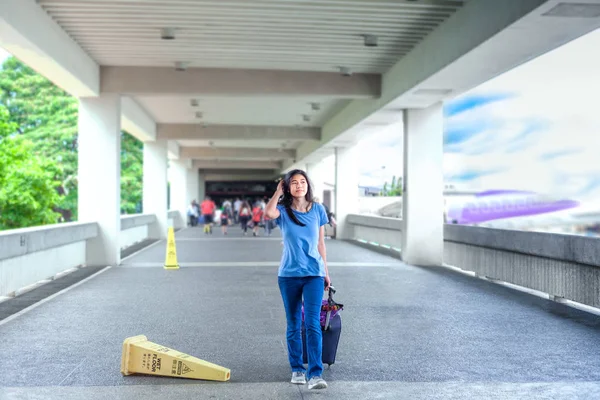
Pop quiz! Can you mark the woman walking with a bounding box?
[238,201,251,236]
[220,204,233,235]
[265,169,331,390]
[251,202,264,237]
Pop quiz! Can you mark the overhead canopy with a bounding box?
[2,0,600,178]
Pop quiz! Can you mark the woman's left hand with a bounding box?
[324,275,331,291]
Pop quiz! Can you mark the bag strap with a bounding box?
[324,286,343,331]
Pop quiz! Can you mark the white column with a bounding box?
[168,159,190,229]
[402,103,444,266]
[187,168,200,204]
[307,162,325,201]
[198,170,206,201]
[78,94,121,267]
[143,140,168,239]
[334,146,358,240]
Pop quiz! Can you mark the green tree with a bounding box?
[0,56,78,221]
[0,106,62,229]
[382,175,403,196]
[0,56,144,222]
[121,132,143,214]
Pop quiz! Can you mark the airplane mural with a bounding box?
[445,190,580,225]
[377,189,600,231]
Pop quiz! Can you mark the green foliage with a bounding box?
[0,57,78,221]
[121,132,143,214]
[382,175,402,196]
[0,106,62,229]
[0,56,144,226]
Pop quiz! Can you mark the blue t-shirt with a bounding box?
[275,203,329,277]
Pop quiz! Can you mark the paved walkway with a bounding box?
[1,226,600,399]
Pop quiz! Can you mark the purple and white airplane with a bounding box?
[378,188,599,230]
[445,190,580,225]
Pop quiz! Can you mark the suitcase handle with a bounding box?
[324,285,336,331]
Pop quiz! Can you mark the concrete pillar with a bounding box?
[168,159,189,229]
[307,162,325,201]
[143,140,168,239]
[78,94,121,267]
[187,168,200,204]
[334,146,358,240]
[198,170,206,201]
[402,103,444,266]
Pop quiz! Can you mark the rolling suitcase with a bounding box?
[301,286,343,367]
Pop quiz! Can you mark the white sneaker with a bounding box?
[290,371,306,385]
[307,376,327,390]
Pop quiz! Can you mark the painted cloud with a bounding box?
[358,28,600,204]
[442,28,600,204]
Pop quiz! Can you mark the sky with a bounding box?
[3,27,600,201]
[358,28,600,204]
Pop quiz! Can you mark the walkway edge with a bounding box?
[348,239,402,260]
[0,266,111,327]
[119,227,189,263]
[347,239,600,317]
[120,239,163,263]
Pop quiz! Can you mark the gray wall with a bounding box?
[347,214,600,309]
[444,225,600,308]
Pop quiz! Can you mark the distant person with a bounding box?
[251,203,264,237]
[222,200,233,223]
[220,205,232,235]
[264,169,330,390]
[187,201,199,227]
[238,201,252,235]
[200,196,216,234]
[264,213,274,236]
[234,198,242,223]
[314,197,336,236]
[193,200,201,224]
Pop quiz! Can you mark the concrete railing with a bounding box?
[347,214,600,310]
[0,222,98,297]
[120,213,156,249]
[444,225,600,309]
[347,214,402,251]
[0,213,163,298]
[168,210,184,229]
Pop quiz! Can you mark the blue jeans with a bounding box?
[278,276,324,379]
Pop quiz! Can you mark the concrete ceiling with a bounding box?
[34,0,465,175]
[6,1,598,180]
[178,139,303,149]
[134,96,348,126]
[38,0,465,74]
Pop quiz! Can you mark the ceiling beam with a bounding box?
[193,160,281,170]
[0,0,98,97]
[100,66,380,98]
[181,147,295,160]
[0,2,158,142]
[158,124,320,141]
[121,96,156,142]
[39,0,462,8]
[296,0,600,163]
[167,141,180,160]
[204,172,279,182]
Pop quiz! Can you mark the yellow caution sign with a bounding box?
[121,335,231,381]
[164,227,179,270]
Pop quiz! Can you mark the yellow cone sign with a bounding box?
[121,335,231,381]
[164,227,179,270]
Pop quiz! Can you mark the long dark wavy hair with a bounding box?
[279,169,314,227]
